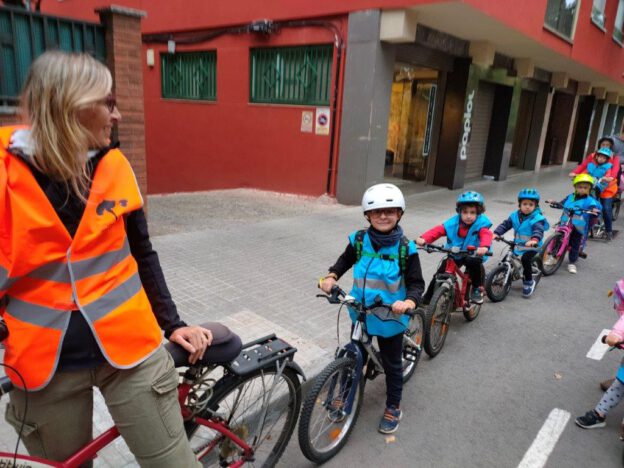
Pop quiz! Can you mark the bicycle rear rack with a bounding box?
[226,334,297,376]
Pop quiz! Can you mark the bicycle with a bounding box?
[0,320,304,467]
[484,237,542,302]
[539,202,598,276]
[297,285,425,463]
[419,244,492,358]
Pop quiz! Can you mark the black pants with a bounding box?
[423,256,485,303]
[521,251,537,282]
[377,332,404,408]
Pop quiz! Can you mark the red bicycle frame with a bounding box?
[442,256,473,311]
[0,381,254,468]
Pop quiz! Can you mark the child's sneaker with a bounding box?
[470,288,484,304]
[378,405,402,434]
[567,264,577,274]
[575,410,606,429]
[522,280,536,298]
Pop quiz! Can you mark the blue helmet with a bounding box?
[597,147,613,158]
[456,191,485,213]
[518,188,540,202]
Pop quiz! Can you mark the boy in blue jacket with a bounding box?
[545,174,601,274]
[320,183,424,434]
[493,188,550,298]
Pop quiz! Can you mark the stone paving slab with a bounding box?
[0,165,580,466]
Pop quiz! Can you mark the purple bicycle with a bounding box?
[539,202,598,276]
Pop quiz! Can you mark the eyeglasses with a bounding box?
[103,94,117,113]
[368,208,400,217]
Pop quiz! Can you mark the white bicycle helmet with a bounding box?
[361,183,406,213]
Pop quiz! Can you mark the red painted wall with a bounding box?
[142,21,345,195]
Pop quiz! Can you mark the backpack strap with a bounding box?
[354,229,366,263]
[398,235,409,278]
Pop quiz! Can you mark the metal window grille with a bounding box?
[250,45,333,106]
[161,51,217,101]
[0,6,105,106]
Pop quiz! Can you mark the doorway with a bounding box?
[385,64,438,183]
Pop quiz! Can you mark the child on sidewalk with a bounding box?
[575,278,624,437]
[545,174,601,274]
[319,183,424,434]
[493,188,549,298]
[416,191,492,304]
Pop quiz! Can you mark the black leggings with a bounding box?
[377,332,404,408]
[521,251,537,282]
[423,256,485,303]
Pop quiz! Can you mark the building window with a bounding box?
[250,45,333,105]
[161,51,217,101]
[615,0,624,44]
[544,0,580,40]
[592,0,607,29]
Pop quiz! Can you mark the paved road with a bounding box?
[3,164,623,467]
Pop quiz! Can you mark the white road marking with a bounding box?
[586,329,612,360]
[517,408,571,468]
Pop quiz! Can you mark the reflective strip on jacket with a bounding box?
[348,230,417,338]
[442,214,493,262]
[560,194,602,235]
[0,126,162,391]
[509,210,550,256]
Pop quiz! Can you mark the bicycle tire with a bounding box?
[402,308,425,383]
[485,264,511,303]
[613,198,621,221]
[424,283,452,358]
[298,357,364,464]
[186,365,301,467]
[540,232,565,276]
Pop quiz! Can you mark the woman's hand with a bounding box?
[416,237,426,246]
[320,276,337,294]
[475,247,489,256]
[568,172,576,178]
[169,326,213,364]
[391,299,416,315]
[606,332,622,347]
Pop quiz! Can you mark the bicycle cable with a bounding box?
[0,362,28,468]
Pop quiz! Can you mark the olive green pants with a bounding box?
[5,346,200,467]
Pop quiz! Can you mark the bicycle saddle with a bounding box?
[164,322,242,368]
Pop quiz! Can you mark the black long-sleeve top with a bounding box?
[20,144,186,371]
[328,238,425,305]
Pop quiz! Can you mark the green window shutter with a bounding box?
[161,51,217,101]
[250,44,333,106]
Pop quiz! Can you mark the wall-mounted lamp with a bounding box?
[146,49,155,67]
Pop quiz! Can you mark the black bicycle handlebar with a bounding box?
[316,285,417,317]
[548,202,599,216]
[418,243,493,257]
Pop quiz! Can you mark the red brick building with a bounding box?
[36,1,624,203]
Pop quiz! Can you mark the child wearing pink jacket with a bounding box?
[575,278,624,435]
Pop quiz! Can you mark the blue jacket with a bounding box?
[560,194,602,235]
[348,230,417,337]
[587,161,613,193]
[443,214,493,262]
[507,210,550,255]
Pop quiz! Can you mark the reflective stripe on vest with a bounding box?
[0,125,162,391]
[510,210,549,256]
[442,214,493,261]
[561,194,599,234]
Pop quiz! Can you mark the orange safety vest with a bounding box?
[0,126,162,391]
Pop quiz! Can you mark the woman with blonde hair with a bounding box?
[0,50,215,466]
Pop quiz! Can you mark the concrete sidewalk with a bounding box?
[0,165,584,466]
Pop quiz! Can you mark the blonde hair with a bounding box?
[20,51,113,199]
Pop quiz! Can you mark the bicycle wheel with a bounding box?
[540,232,566,276]
[186,366,301,467]
[424,284,452,358]
[613,197,621,221]
[298,357,364,464]
[485,264,511,303]
[402,308,425,383]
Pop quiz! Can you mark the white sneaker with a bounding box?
[567,264,577,274]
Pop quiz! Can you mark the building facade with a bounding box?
[40,0,624,203]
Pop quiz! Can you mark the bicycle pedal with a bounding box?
[579,252,588,259]
[365,366,382,380]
